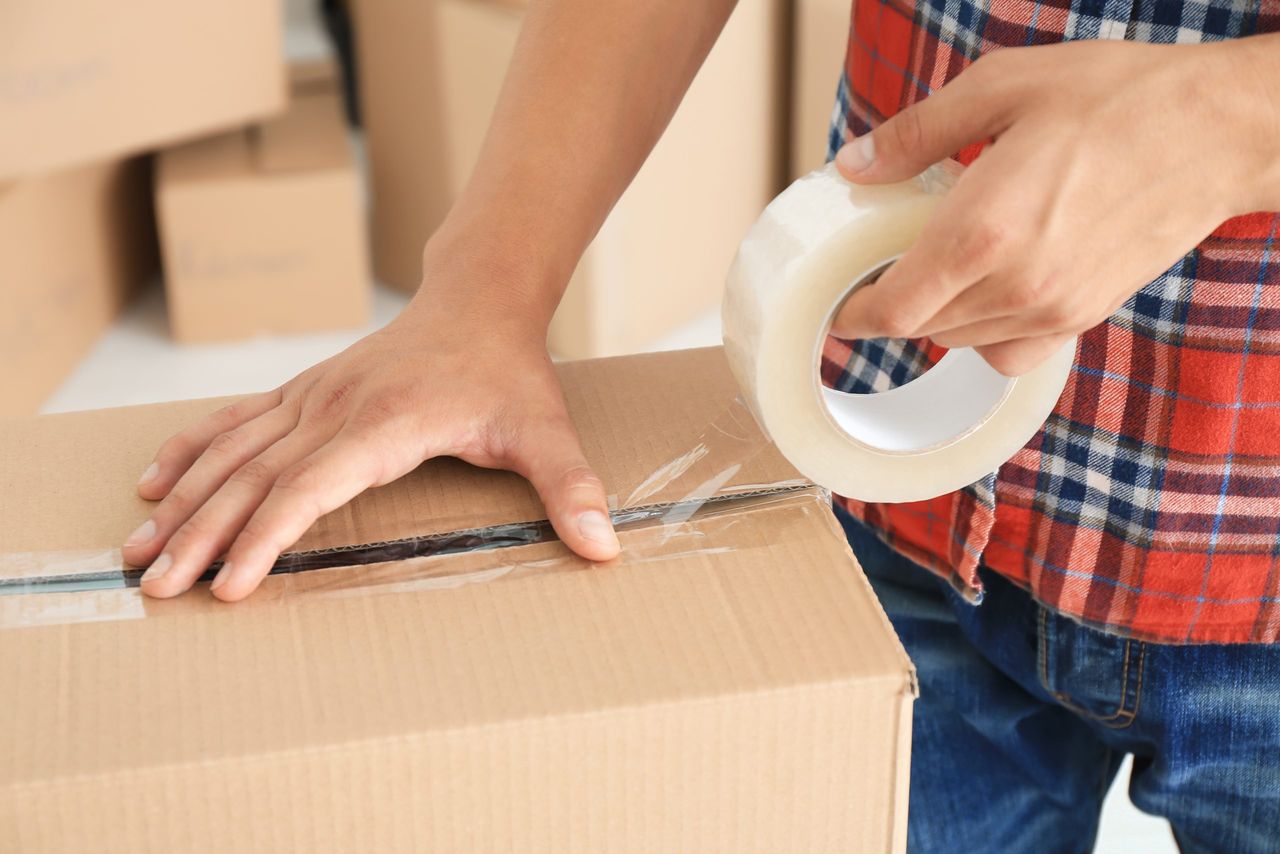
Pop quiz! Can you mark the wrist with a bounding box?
[406,221,565,346]
[1202,34,1280,214]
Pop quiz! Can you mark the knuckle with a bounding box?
[230,457,278,489]
[1006,279,1048,312]
[558,463,604,495]
[156,433,194,464]
[205,430,244,461]
[867,303,917,339]
[346,395,402,433]
[158,485,197,517]
[954,219,1012,271]
[273,462,315,493]
[236,516,281,551]
[888,107,926,158]
[169,514,214,546]
[304,381,359,422]
[1040,299,1079,328]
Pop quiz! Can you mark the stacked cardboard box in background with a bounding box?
[0,160,156,420]
[0,1,285,180]
[155,61,370,343]
[354,0,789,358]
[0,2,287,417]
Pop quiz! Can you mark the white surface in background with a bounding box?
[41,282,410,414]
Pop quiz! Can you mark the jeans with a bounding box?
[835,505,1280,853]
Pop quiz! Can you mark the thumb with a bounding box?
[513,419,620,563]
[834,55,1011,184]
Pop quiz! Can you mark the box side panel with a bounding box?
[3,679,905,854]
[158,170,368,343]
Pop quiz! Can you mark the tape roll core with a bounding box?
[723,163,1075,503]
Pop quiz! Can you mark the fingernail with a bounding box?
[837,134,875,173]
[141,553,172,583]
[577,511,619,548]
[137,462,159,486]
[210,563,232,592]
[125,519,157,547]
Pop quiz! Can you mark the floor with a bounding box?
[42,282,1177,853]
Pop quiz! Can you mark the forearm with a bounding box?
[416,0,737,330]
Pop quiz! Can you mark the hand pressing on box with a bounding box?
[122,284,621,601]
[830,35,1280,376]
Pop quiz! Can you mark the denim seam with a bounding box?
[1039,608,1147,730]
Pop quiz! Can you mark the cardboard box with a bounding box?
[155,62,370,343]
[790,0,852,180]
[354,0,787,357]
[0,1,285,181]
[0,158,156,420]
[0,347,915,853]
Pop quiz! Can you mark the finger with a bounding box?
[137,390,282,500]
[212,432,386,602]
[138,426,332,599]
[975,333,1073,377]
[832,159,1021,341]
[830,220,980,341]
[509,419,619,564]
[834,51,1020,184]
[929,315,1042,349]
[122,405,299,566]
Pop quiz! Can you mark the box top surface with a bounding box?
[0,347,913,791]
[158,61,351,184]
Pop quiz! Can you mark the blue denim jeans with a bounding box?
[835,505,1280,853]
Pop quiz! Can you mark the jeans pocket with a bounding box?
[1037,606,1147,729]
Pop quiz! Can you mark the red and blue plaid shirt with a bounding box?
[825,0,1280,643]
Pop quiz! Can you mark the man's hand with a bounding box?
[123,290,620,603]
[831,36,1280,376]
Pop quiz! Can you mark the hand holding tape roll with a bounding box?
[722,162,1076,503]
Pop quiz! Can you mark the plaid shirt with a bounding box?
[824,0,1280,643]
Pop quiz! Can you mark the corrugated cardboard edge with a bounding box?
[813,492,917,854]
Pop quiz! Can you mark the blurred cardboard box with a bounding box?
[0,1,285,182]
[0,347,913,853]
[0,158,156,420]
[790,0,852,180]
[155,62,370,344]
[354,0,787,358]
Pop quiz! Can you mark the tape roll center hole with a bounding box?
[818,259,1015,453]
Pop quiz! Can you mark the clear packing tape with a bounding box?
[0,397,813,628]
[722,162,1076,502]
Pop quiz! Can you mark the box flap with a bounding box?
[0,347,805,582]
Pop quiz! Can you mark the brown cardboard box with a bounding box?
[155,62,370,344]
[0,347,914,853]
[354,0,788,357]
[0,158,156,420]
[790,0,852,180]
[0,1,286,181]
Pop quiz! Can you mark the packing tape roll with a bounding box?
[722,162,1075,503]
